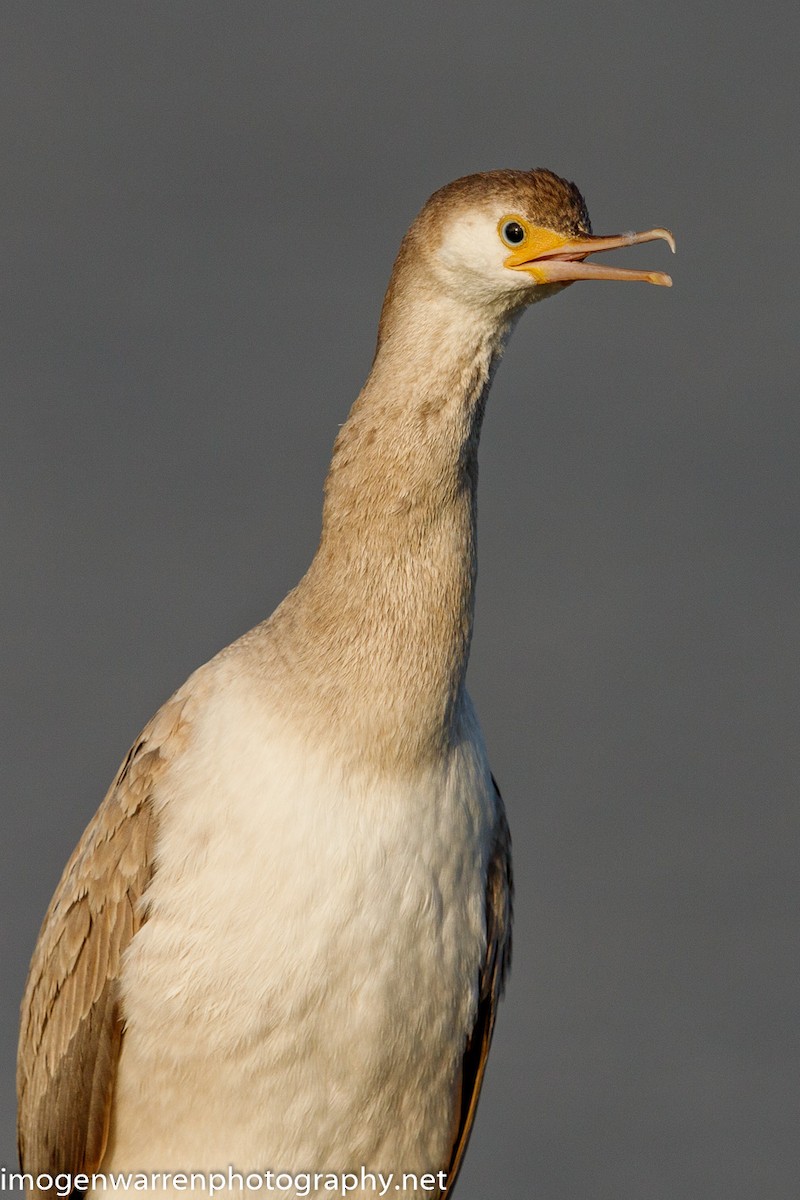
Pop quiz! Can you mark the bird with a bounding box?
[17,168,673,1200]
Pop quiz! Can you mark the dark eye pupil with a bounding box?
[504,221,525,244]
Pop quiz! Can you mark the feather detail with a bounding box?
[17,692,192,1196]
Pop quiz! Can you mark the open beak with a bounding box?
[507,227,675,287]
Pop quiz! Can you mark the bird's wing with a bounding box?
[16,692,191,1196]
[441,779,513,1198]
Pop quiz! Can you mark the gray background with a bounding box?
[2,3,798,1198]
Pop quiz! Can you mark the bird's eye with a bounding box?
[499,219,527,247]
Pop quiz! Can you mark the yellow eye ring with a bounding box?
[498,216,529,248]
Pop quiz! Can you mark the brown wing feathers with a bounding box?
[441,784,513,1198]
[16,695,188,1196]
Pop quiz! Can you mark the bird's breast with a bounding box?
[105,663,499,1179]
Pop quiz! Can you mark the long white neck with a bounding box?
[256,285,515,771]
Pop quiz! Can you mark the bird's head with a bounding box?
[400,168,674,315]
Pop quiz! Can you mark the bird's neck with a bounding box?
[268,288,514,770]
